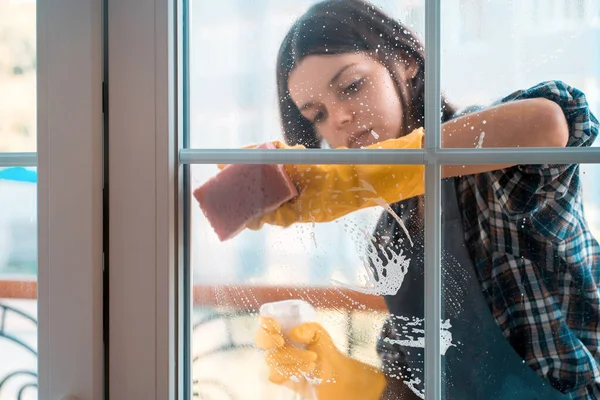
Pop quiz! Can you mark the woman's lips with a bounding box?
[348,129,372,148]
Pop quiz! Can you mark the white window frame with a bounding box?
[108,1,600,400]
[0,0,104,397]
[37,0,103,398]
[107,0,180,398]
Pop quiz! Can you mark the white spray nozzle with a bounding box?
[259,300,316,343]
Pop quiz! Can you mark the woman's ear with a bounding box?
[404,61,419,80]
[393,55,419,81]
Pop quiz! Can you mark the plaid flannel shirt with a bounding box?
[457,80,600,398]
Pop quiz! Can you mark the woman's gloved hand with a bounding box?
[255,316,387,400]
[220,128,425,230]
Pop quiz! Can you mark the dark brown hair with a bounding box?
[276,0,457,148]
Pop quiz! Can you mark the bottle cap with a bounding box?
[259,299,316,338]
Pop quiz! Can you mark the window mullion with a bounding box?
[108,0,177,399]
[179,146,600,166]
[424,0,442,399]
[0,153,37,167]
[178,148,427,165]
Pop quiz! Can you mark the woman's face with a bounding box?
[288,52,403,148]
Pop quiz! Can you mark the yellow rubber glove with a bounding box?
[255,316,387,400]
[218,128,425,230]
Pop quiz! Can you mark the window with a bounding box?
[0,2,38,397]
[0,167,37,400]
[186,0,429,397]
[0,0,104,398]
[108,0,600,399]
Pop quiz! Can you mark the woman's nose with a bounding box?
[330,102,354,128]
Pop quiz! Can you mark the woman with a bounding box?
[252,0,600,398]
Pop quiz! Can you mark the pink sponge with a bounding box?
[193,143,298,241]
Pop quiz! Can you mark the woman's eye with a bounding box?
[343,78,365,95]
[313,111,325,123]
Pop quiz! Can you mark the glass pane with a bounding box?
[0,167,38,400]
[0,2,37,397]
[441,0,600,150]
[440,162,600,399]
[0,0,36,152]
[189,160,600,399]
[188,0,425,149]
[190,162,424,399]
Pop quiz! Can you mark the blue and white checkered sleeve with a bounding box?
[490,80,599,218]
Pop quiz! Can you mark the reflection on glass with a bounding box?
[0,0,36,153]
[189,0,600,151]
[187,0,600,398]
[191,161,424,399]
[0,1,37,397]
[0,167,38,400]
[191,162,600,399]
[442,0,600,148]
[189,0,424,149]
[437,162,600,399]
[191,163,400,287]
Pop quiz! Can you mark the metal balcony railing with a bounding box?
[0,279,387,400]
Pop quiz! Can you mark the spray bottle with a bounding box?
[259,299,319,400]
